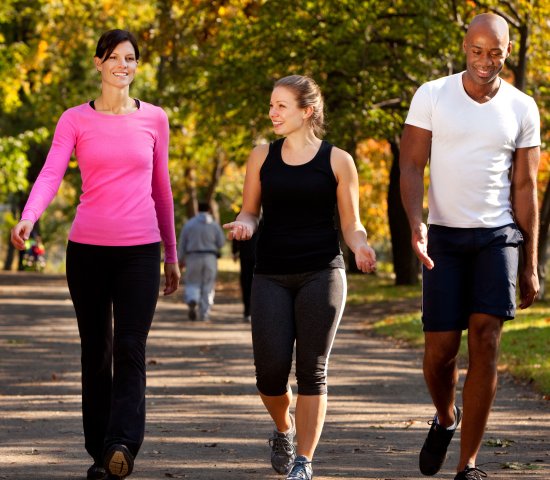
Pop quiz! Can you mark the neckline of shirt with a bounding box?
[279,138,326,167]
[87,98,142,117]
[458,72,502,107]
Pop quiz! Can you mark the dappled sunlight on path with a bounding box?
[0,272,548,479]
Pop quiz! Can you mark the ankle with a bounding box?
[276,413,295,435]
[436,405,458,429]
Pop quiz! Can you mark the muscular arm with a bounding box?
[399,124,433,268]
[512,146,540,308]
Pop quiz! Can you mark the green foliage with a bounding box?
[1,0,549,274]
[0,127,48,197]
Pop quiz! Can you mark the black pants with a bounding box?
[66,241,160,462]
[251,268,347,396]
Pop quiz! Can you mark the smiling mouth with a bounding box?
[113,72,128,77]
[475,68,493,77]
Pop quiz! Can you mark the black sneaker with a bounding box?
[419,405,462,475]
[188,300,197,321]
[104,444,134,479]
[87,462,106,479]
[454,467,487,479]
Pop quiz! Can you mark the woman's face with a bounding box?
[269,86,309,135]
[95,41,137,89]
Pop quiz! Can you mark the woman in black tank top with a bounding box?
[224,75,376,480]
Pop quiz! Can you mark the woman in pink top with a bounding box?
[10,29,180,480]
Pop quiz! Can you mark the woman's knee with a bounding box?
[296,356,328,395]
[255,359,292,396]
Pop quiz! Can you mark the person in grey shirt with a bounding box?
[178,202,225,321]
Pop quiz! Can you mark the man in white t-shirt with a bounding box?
[400,13,540,480]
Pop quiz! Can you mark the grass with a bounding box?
[347,272,421,303]
[358,273,550,397]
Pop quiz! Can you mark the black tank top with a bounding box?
[255,138,344,274]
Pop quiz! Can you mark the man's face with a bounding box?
[463,26,511,86]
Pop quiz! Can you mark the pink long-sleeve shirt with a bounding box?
[21,101,178,263]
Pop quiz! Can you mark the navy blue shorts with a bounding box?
[422,223,523,332]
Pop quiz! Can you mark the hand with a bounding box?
[11,220,35,250]
[223,220,253,241]
[518,268,539,309]
[163,262,181,296]
[412,223,434,269]
[354,243,377,273]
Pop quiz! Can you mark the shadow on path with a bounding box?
[0,272,548,479]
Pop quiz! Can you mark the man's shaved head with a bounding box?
[466,13,510,45]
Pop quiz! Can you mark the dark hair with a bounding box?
[274,75,325,137]
[198,202,211,212]
[95,29,140,63]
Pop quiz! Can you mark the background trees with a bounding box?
[1,0,548,289]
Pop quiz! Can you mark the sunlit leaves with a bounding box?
[0,127,48,195]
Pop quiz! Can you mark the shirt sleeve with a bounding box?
[21,110,77,223]
[151,107,178,263]
[516,98,541,148]
[404,82,433,132]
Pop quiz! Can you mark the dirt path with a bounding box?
[0,272,548,479]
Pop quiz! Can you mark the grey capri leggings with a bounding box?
[250,268,347,396]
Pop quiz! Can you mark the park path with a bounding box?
[0,271,548,480]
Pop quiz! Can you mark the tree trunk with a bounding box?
[205,148,226,223]
[387,139,420,285]
[537,178,550,299]
[185,166,198,219]
[3,240,15,271]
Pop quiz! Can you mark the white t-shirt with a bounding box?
[405,72,540,228]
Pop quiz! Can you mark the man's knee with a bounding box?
[468,313,503,358]
[424,331,461,366]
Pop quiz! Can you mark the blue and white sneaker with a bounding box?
[286,455,313,480]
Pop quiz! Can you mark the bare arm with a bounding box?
[512,146,540,308]
[223,144,268,240]
[332,147,376,273]
[399,124,433,269]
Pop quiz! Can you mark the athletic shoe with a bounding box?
[104,444,134,478]
[188,300,197,321]
[454,467,487,479]
[286,455,313,480]
[419,405,462,475]
[87,462,106,479]
[268,415,296,474]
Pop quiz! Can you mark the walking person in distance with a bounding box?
[178,202,225,322]
[232,230,258,322]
